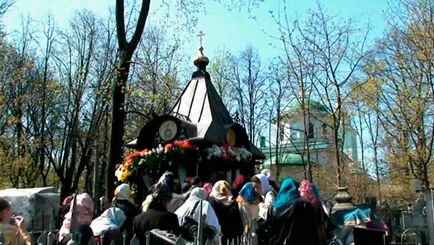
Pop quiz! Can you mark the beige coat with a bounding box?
[0,222,31,245]
[238,202,259,231]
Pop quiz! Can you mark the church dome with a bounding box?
[287,99,329,114]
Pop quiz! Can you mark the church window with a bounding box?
[308,122,314,139]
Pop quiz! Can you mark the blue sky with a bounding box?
[3,0,389,61]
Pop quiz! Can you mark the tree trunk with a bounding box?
[334,125,342,187]
[107,55,130,198]
[107,0,150,198]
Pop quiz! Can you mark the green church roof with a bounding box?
[287,99,329,113]
[263,153,307,166]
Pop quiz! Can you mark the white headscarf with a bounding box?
[261,169,276,182]
[255,173,273,195]
[175,187,220,231]
[209,180,233,206]
[114,183,132,201]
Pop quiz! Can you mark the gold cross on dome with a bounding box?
[197,30,205,49]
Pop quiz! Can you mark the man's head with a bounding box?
[0,197,12,222]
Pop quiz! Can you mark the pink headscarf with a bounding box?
[59,193,94,242]
[299,180,316,202]
[203,182,212,196]
[233,175,247,189]
[62,195,74,206]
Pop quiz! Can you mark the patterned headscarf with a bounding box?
[210,180,233,206]
[238,182,257,203]
[273,177,300,213]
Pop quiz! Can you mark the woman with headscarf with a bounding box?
[58,193,94,245]
[260,169,277,191]
[236,176,263,232]
[208,181,243,244]
[112,183,140,242]
[270,177,320,245]
[254,173,273,196]
[150,171,185,212]
[90,205,126,245]
[134,188,180,244]
[175,187,220,241]
[254,173,275,221]
[273,177,300,215]
[299,179,327,245]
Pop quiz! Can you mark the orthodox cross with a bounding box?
[197,31,205,52]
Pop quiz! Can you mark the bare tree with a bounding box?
[209,48,236,112]
[267,59,292,180]
[228,46,269,145]
[303,6,368,187]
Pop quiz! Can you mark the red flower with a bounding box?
[173,140,191,149]
[140,149,149,154]
[128,151,142,159]
[165,143,174,151]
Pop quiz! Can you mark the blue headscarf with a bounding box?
[273,177,300,212]
[238,182,257,203]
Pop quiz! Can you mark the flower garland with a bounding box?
[205,144,252,162]
[115,140,195,182]
[115,140,254,182]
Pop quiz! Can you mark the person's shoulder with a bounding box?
[0,222,17,232]
[160,210,177,218]
[134,211,147,222]
[0,222,20,239]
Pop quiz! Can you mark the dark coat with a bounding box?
[209,198,243,243]
[133,206,180,244]
[113,199,140,241]
[269,198,321,245]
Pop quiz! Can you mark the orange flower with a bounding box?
[124,159,132,167]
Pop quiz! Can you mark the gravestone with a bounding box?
[0,187,60,231]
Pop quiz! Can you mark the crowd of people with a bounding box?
[55,169,334,245]
[0,169,386,245]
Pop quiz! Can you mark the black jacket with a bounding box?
[269,198,321,245]
[113,199,140,241]
[209,198,243,242]
[133,206,180,244]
